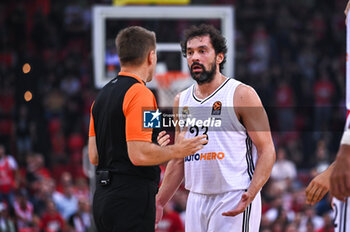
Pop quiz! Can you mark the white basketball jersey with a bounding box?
[178,78,258,194]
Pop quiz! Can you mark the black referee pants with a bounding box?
[93,174,158,232]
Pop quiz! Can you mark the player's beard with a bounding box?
[190,61,216,85]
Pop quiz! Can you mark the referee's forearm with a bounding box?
[128,141,180,166]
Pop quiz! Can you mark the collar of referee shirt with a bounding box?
[118,72,146,85]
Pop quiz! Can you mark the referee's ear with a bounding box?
[147,50,157,66]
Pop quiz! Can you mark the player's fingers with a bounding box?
[158,134,169,142]
[158,134,170,146]
[192,145,204,154]
[309,187,320,205]
[157,130,166,139]
[162,139,170,147]
[314,188,327,203]
[222,207,244,217]
[189,135,207,144]
[305,183,314,198]
[305,184,316,203]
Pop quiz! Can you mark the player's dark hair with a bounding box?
[116,26,156,66]
[180,24,227,72]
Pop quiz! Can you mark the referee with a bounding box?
[88,26,206,232]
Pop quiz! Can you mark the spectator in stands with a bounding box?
[156,202,184,232]
[67,197,92,232]
[53,183,78,220]
[15,105,33,163]
[0,144,19,206]
[40,199,65,232]
[270,147,297,191]
[0,202,16,232]
[298,206,324,232]
[13,189,37,231]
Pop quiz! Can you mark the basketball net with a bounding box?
[154,71,194,108]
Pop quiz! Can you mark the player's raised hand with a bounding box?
[305,171,330,205]
[157,131,170,147]
[222,192,253,217]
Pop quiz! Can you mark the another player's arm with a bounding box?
[345,0,350,24]
[155,94,186,226]
[305,162,335,205]
[223,85,276,216]
[330,143,350,200]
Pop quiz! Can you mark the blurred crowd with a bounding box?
[0,0,348,231]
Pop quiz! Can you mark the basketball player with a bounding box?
[305,2,350,231]
[155,24,276,231]
[305,126,350,232]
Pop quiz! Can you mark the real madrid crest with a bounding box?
[182,106,190,119]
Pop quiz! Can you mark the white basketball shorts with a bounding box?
[185,190,261,232]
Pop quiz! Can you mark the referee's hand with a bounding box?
[173,130,207,158]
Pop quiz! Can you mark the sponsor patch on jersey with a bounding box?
[185,152,225,162]
[211,101,222,115]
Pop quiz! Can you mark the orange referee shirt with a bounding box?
[88,72,160,181]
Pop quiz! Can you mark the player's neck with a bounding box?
[195,73,226,99]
